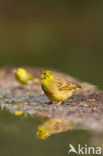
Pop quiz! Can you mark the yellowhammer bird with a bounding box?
[15,68,39,84]
[37,118,73,139]
[41,70,81,105]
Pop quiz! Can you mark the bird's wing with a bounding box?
[56,79,81,92]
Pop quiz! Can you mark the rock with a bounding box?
[0,67,103,132]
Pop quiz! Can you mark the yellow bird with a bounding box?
[41,70,81,105]
[37,118,73,139]
[15,68,35,84]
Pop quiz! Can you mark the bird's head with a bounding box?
[41,70,54,81]
[37,126,50,140]
[16,68,27,77]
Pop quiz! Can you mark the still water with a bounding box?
[0,1,103,155]
[0,109,102,156]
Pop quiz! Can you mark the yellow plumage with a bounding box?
[41,70,81,103]
[16,68,35,84]
[37,118,73,139]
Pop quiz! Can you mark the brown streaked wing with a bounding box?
[55,79,81,92]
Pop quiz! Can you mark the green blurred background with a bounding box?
[0,0,103,88]
[0,1,103,156]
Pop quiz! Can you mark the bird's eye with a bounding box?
[44,73,46,75]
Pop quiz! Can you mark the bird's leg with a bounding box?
[56,101,62,106]
[47,100,53,104]
[48,101,62,106]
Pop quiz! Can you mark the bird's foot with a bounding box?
[46,101,63,106]
[56,101,62,106]
[47,101,53,105]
